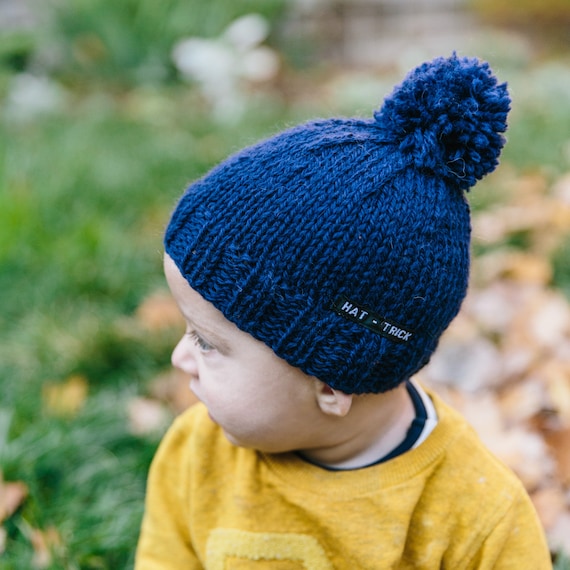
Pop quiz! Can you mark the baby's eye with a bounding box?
[187,330,214,353]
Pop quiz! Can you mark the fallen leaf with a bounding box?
[471,251,552,286]
[17,521,62,569]
[0,472,28,523]
[552,172,570,204]
[503,289,570,353]
[499,347,537,381]
[542,427,570,486]
[527,292,570,350]
[149,368,199,414]
[474,205,545,241]
[127,397,170,436]
[549,513,570,558]
[542,362,570,426]
[499,252,553,285]
[472,172,546,245]
[0,526,6,554]
[42,375,88,418]
[545,199,570,233]
[531,486,566,531]
[473,171,570,255]
[30,526,61,569]
[508,172,549,202]
[447,391,505,444]
[422,336,504,392]
[136,291,184,331]
[499,378,547,425]
[463,280,523,333]
[472,211,508,244]
[488,427,555,491]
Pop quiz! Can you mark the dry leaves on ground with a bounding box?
[421,170,570,556]
[42,374,89,418]
[136,291,185,331]
[0,472,28,528]
[1,473,64,567]
[29,525,62,569]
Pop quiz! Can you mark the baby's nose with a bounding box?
[171,336,199,376]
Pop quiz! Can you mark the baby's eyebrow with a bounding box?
[186,317,230,354]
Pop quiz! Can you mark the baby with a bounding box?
[135,54,551,569]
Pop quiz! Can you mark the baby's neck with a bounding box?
[299,384,416,470]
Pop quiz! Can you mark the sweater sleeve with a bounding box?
[135,410,202,570]
[465,487,552,570]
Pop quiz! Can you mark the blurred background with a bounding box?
[0,0,569,567]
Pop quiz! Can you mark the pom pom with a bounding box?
[374,54,510,190]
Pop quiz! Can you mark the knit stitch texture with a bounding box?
[165,54,510,393]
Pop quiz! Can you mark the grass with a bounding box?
[0,85,294,568]
[1,46,570,568]
[501,60,570,174]
[1,392,153,568]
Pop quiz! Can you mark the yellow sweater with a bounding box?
[135,392,551,569]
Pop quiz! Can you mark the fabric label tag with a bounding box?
[331,295,415,344]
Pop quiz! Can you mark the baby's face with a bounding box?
[164,253,322,453]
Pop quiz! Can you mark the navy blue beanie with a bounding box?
[165,54,510,394]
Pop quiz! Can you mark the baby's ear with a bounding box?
[314,381,353,418]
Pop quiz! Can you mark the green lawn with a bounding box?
[0,83,299,567]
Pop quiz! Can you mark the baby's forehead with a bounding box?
[164,253,260,348]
